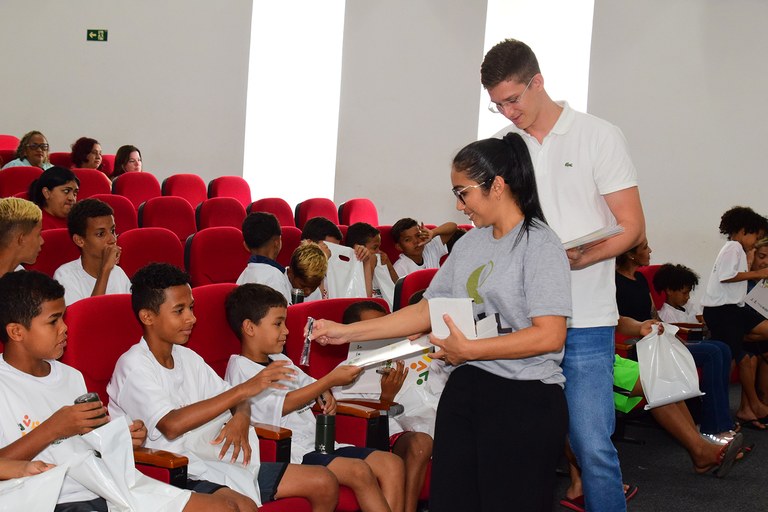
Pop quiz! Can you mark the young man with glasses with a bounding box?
[482,39,645,512]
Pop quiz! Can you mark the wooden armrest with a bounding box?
[337,398,395,411]
[133,447,188,469]
[335,403,380,419]
[254,423,292,440]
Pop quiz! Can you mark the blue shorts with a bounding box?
[301,446,376,466]
[258,462,289,503]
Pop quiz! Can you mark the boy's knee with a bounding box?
[371,451,405,480]
[212,488,258,512]
[309,466,339,500]
[404,433,433,461]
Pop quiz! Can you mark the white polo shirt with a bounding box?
[497,102,638,327]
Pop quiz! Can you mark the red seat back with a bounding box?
[249,198,295,227]
[0,166,43,197]
[61,294,142,404]
[162,174,208,208]
[0,134,20,151]
[285,298,390,379]
[117,227,185,278]
[294,198,338,229]
[185,283,240,378]
[208,176,251,208]
[277,226,302,267]
[25,228,80,277]
[100,155,115,178]
[112,172,162,210]
[338,198,379,226]
[71,168,112,198]
[638,264,665,310]
[392,268,439,311]
[91,193,138,233]
[139,196,197,242]
[196,197,247,230]
[48,152,73,169]
[185,226,250,287]
[376,225,401,265]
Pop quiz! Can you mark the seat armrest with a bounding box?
[133,447,188,469]
[254,423,293,440]
[335,402,380,419]
[337,398,395,411]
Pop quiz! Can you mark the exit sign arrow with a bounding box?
[86,29,108,42]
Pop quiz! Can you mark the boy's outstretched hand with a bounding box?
[327,365,363,387]
[243,360,296,396]
[211,410,252,465]
[47,401,109,438]
[380,361,407,403]
[316,390,337,415]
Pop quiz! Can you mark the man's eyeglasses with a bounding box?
[487,75,535,114]
[452,179,492,205]
[26,143,50,151]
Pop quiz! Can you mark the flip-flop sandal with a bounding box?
[736,443,756,462]
[735,416,768,431]
[715,434,744,478]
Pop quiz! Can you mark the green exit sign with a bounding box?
[86,29,108,42]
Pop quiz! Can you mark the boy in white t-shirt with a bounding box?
[237,212,292,302]
[0,270,241,512]
[390,218,457,278]
[224,283,406,512]
[53,198,131,305]
[652,263,703,325]
[107,263,338,511]
[0,197,43,275]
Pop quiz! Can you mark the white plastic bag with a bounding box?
[46,416,191,512]
[372,254,395,308]
[636,323,704,410]
[325,242,368,298]
[0,463,67,511]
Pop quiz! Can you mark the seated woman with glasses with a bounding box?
[310,133,572,511]
[1,130,54,170]
[111,145,143,180]
[70,137,105,173]
[28,166,80,230]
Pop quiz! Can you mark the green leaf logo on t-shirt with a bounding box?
[466,261,493,304]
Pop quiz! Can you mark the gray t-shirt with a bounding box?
[424,220,571,385]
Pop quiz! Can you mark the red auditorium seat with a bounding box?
[71,168,112,198]
[208,176,251,208]
[24,228,79,277]
[185,283,240,378]
[185,226,250,287]
[376,225,401,265]
[48,152,73,168]
[162,173,208,208]
[112,172,162,210]
[100,154,115,177]
[294,197,338,229]
[138,196,196,242]
[392,267,439,311]
[0,134,20,151]
[0,149,16,168]
[117,227,184,278]
[91,194,138,233]
[276,226,302,267]
[196,197,247,230]
[0,166,42,197]
[338,198,379,226]
[249,197,295,227]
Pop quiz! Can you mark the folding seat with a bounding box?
[48,152,72,168]
[458,223,474,231]
[112,172,162,210]
[101,154,115,177]
[375,225,401,265]
[294,197,338,229]
[61,294,312,511]
[196,197,246,230]
[338,198,379,226]
[249,197,295,227]
[162,173,207,208]
[91,193,138,233]
[0,134,19,151]
[138,196,197,242]
[71,168,112,198]
[24,228,79,277]
[276,226,302,267]
[0,149,16,168]
[392,267,439,311]
[117,227,185,278]
[185,226,250,287]
[337,224,348,241]
[0,165,42,197]
[207,176,251,208]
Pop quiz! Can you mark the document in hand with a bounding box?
[562,225,624,251]
[746,279,768,320]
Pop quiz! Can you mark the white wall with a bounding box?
[0,0,252,186]
[589,0,768,294]
[334,1,488,225]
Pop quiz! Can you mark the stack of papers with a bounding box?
[562,226,624,251]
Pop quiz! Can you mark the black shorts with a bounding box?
[54,498,108,512]
[258,462,289,503]
[301,446,376,466]
[186,478,227,494]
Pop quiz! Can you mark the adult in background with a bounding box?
[311,134,572,511]
[112,145,143,180]
[481,39,645,511]
[28,166,80,230]
[1,130,53,170]
[70,137,104,173]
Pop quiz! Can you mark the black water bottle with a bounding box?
[314,414,335,454]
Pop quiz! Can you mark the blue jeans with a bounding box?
[562,327,626,512]
[688,340,733,434]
